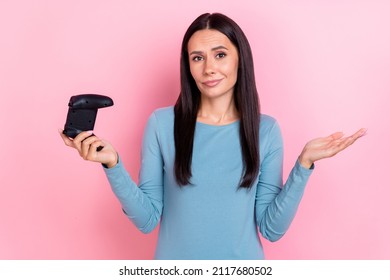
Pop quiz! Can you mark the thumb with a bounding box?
[58,128,74,147]
[328,131,344,140]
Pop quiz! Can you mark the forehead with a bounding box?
[187,29,235,51]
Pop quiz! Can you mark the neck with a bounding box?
[197,95,239,125]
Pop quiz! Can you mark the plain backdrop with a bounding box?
[0,0,389,259]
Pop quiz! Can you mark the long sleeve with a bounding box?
[101,107,313,259]
[255,119,313,242]
[103,112,164,233]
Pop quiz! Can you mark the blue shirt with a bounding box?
[104,106,313,259]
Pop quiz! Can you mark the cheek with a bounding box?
[189,64,201,81]
[225,61,239,82]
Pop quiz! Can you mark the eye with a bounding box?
[192,56,203,62]
[216,52,226,59]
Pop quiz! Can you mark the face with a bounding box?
[187,29,239,101]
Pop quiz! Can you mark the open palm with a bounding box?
[299,128,367,169]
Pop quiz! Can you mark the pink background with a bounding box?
[0,0,389,259]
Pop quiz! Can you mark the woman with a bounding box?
[60,13,366,259]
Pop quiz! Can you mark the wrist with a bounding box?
[298,154,313,169]
[103,153,118,169]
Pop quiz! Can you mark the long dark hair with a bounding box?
[174,13,260,188]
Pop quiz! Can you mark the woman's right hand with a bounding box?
[59,130,118,168]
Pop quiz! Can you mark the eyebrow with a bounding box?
[189,45,228,56]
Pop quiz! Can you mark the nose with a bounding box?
[203,57,216,75]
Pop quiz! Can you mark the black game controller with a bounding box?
[63,94,114,150]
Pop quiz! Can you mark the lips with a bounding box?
[202,78,223,87]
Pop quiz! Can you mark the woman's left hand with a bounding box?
[298,128,367,169]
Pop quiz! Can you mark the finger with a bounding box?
[336,128,367,149]
[73,131,94,144]
[352,128,368,140]
[80,135,100,159]
[327,131,344,141]
[86,140,106,161]
[331,131,363,154]
[338,136,356,150]
[58,129,74,147]
[73,131,94,153]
